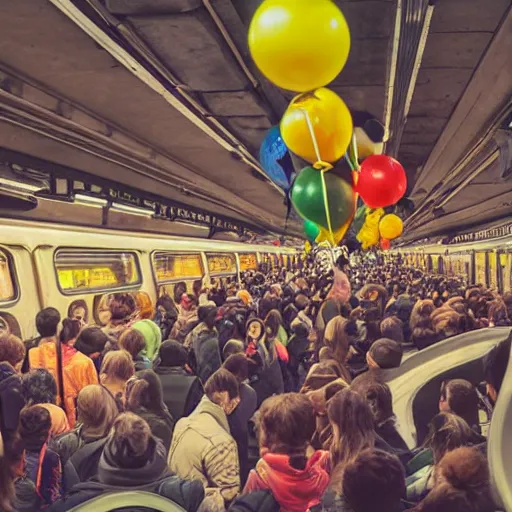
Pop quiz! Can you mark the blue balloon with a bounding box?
[259,126,295,191]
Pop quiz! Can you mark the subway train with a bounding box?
[0,218,299,340]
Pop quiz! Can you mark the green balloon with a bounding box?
[303,219,320,242]
[292,166,355,231]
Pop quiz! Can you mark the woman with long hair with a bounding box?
[125,369,175,451]
[264,310,288,347]
[323,317,352,384]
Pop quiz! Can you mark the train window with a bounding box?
[206,253,237,275]
[239,253,258,271]
[500,252,512,292]
[55,249,141,295]
[475,252,487,287]
[0,249,17,303]
[152,252,204,283]
[488,252,498,290]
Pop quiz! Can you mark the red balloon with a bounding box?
[272,240,281,246]
[380,238,391,250]
[357,155,407,208]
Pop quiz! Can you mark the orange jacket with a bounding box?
[29,342,98,427]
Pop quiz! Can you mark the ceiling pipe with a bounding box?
[49,0,285,196]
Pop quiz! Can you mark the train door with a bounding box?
[0,244,40,339]
[151,251,205,303]
[474,251,487,287]
[499,251,511,293]
[34,247,147,327]
[488,251,498,292]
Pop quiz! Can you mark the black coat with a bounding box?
[154,366,204,421]
[0,362,25,446]
[132,408,174,452]
[47,438,204,512]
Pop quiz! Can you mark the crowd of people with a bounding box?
[0,250,510,512]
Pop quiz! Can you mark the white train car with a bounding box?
[0,219,298,339]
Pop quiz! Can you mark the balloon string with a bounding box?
[302,109,323,166]
[345,152,355,171]
[320,169,335,246]
[351,133,360,171]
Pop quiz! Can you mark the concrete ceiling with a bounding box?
[0,0,510,242]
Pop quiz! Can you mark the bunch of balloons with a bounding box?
[250,0,408,248]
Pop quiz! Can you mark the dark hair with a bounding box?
[0,333,25,367]
[67,300,88,323]
[223,353,250,383]
[198,305,218,330]
[35,307,61,338]
[365,382,394,425]
[327,389,376,491]
[18,405,51,452]
[369,338,403,369]
[119,328,146,359]
[343,450,405,512]
[159,340,188,367]
[204,368,239,401]
[484,332,512,396]
[380,316,404,344]
[74,326,109,356]
[22,369,57,404]
[59,318,81,344]
[126,370,170,420]
[423,412,476,463]
[258,393,316,470]
[110,412,152,469]
[265,310,284,339]
[222,339,245,361]
[417,447,494,512]
[441,379,478,428]
[110,293,136,322]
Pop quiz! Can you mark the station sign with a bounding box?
[450,223,512,244]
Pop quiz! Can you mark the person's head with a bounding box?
[204,368,240,415]
[77,385,119,439]
[18,405,51,451]
[174,282,187,304]
[264,310,284,339]
[424,412,476,463]
[100,349,135,385]
[380,316,404,344]
[295,293,310,311]
[415,447,494,512]
[108,412,153,469]
[109,293,137,324]
[198,305,218,330]
[126,369,166,415]
[342,449,405,512]
[487,299,510,326]
[223,353,252,384]
[59,318,81,344]
[22,369,57,405]
[431,308,466,339]
[0,333,25,371]
[35,307,61,338]
[257,393,316,469]
[367,338,403,369]
[222,339,245,361]
[365,382,394,426]
[483,332,511,403]
[159,340,188,367]
[327,389,376,489]
[74,326,109,357]
[118,328,146,360]
[68,300,88,325]
[324,316,350,365]
[134,291,155,320]
[439,379,478,427]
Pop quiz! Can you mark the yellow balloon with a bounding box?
[379,214,403,240]
[281,88,353,164]
[357,208,384,249]
[248,0,351,92]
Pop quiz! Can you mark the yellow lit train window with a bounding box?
[239,253,258,271]
[475,252,487,287]
[55,249,141,294]
[501,253,511,292]
[153,252,204,283]
[207,253,237,275]
[0,250,16,303]
[431,255,439,273]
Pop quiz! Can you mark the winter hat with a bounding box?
[237,290,252,306]
[133,320,162,361]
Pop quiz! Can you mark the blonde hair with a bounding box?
[77,385,119,439]
[324,317,352,383]
[111,412,151,457]
[100,350,135,381]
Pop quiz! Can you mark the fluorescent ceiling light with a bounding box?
[0,177,43,193]
[74,193,108,207]
[111,202,154,217]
